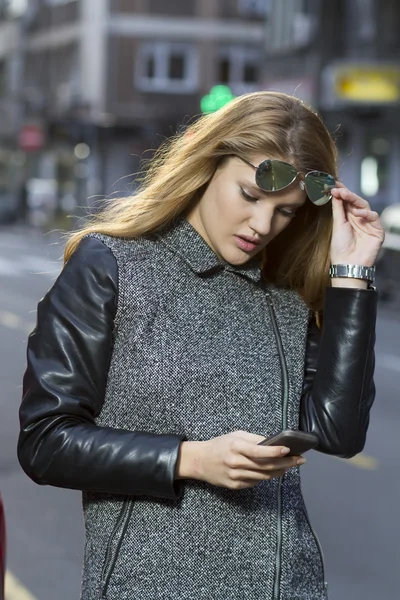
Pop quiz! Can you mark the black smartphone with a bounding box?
[257,429,319,456]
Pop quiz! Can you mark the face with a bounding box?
[186,155,307,265]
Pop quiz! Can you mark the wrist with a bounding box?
[175,441,206,480]
[330,278,368,289]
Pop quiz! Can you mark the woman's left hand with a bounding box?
[330,182,385,266]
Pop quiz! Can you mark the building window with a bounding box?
[168,53,185,80]
[354,0,375,42]
[4,0,28,17]
[237,0,271,17]
[243,62,258,84]
[218,59,230,85]
[216,46,260,93]
[360,134,391,212]
[265,0,317,52]
[136,42,198,93]
[146,56,155,80]
[148,0,196,17]
[44,0,78,5]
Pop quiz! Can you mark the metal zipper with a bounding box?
[272,477,283,599]
[266,290,327,599]
[301,500,328,595]
[99,498,134,600]
[265,290,288,600]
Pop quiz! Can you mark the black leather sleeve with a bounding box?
[299,286,377,458]
[18,236,185,500]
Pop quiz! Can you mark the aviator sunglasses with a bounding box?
[236,156,336,206]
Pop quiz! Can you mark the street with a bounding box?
[0,225,399,600]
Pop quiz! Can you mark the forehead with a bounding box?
[225,154,296,174]
[227,154,306,204]
[247,153,292,166]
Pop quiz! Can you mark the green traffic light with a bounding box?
[200,85,236,114]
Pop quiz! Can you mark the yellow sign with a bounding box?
[334,66,400,103]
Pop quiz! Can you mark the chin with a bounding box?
[224,249,253,266]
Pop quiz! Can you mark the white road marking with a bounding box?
[0,311,36,338]
[340,454,380,470]
[0,310,23,329]
[5,570,38,600]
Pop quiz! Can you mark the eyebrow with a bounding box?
[242,180,306,207]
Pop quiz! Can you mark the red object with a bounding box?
[0,494,5,600]
[18,124,45,152]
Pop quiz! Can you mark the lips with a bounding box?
[234,235,261,252]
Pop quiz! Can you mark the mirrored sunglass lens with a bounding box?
[256,160,298,192]
[305,172,335,206]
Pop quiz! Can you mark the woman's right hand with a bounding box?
[175,431,305,489]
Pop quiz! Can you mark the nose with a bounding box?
[248,203,274,237]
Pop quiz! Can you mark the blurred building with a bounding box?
[0,0,266,225]
[0,0,25,222]
[263,0,400,213]
[0,0,399,226]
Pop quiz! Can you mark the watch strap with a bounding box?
[329,264,376,283]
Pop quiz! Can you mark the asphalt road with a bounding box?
[0,225,399,600]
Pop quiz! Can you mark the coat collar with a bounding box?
[156,218,262,283]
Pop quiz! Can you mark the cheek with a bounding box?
[270,216,292,239]
[212,187,243,220]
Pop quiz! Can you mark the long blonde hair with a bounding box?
[64,91,338,314]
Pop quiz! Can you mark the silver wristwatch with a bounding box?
[329,264,376,289]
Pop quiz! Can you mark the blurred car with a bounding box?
[0,494,5,600]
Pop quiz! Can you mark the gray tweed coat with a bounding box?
[80,220,327,600]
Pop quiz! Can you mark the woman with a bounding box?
[18,92,383,600]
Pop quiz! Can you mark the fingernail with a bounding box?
[281,447,290,455]
[297,458,307,465]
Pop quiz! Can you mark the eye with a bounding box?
[240,186,298,217]
[278,208,298,218]
[240,187,259,202]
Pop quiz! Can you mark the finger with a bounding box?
[331,180,347,189]
[349,206,380,220]
[331,195,347,227]
[230,430,270,445]
[331,187,370,210]
[257,457,305,470]
[236,440,291,460]
[227,455,302,471]
[346,206,385,229]
[234,468,289,483]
